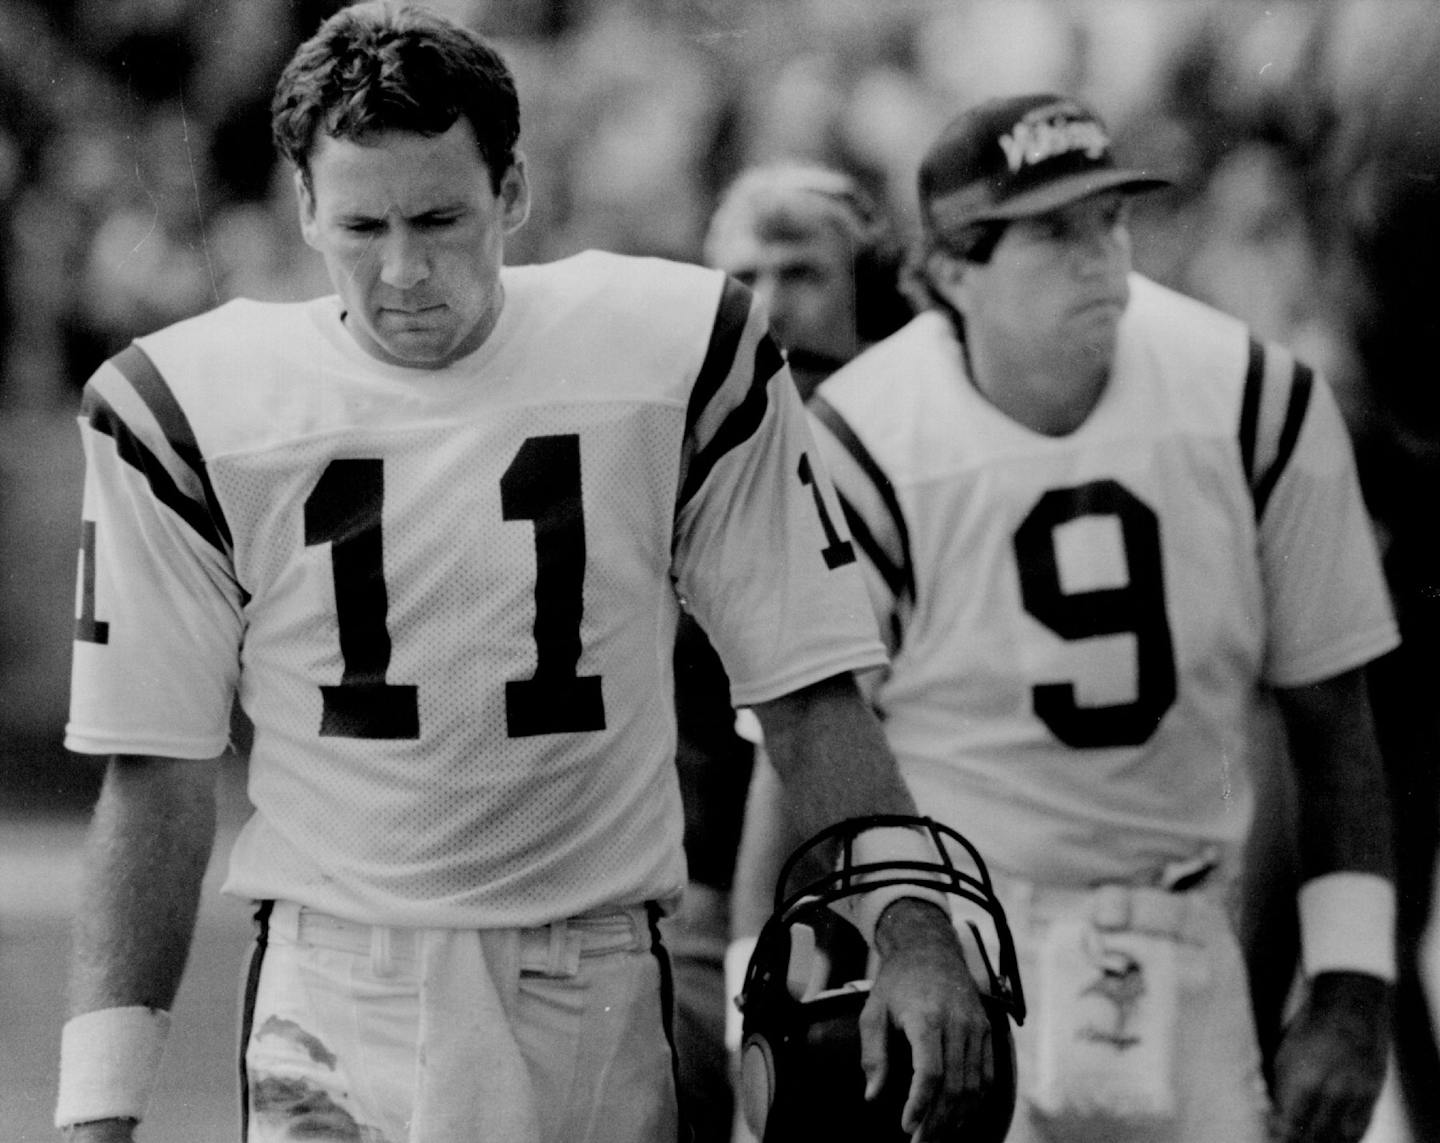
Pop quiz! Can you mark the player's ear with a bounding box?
[295,168,320,249]
[498,154,531,233]
[925,248,968,307]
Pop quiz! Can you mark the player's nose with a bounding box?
[378,224,430,290]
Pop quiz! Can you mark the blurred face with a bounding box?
[707,213,859,398]
[298,120,529,369]
[954,191,1133,380]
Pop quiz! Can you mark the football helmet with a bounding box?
[737,814,1025,1142]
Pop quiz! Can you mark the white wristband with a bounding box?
[843,825,951,946]
[1298,872,1396,983]
[56,1006,171,1128]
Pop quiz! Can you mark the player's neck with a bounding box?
[965,338,1110,437]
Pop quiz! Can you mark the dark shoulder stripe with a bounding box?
[112,345,204,475]
[838,493,907,602]
[1253,360,1314,519]
[678,332,781,507]
[685,277,754,434]
[1238,337,1264,484]
[809,395,915,604]
[83,387,230,556]
[110,344,233,551]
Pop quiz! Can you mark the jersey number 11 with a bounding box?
[303,435,605,741]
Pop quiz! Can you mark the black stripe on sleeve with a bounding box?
[111,344,233,552]
[1253,360,1314,520]
[839,493,907,602]
[678,332,782,508]
[1238,337,1264,485]
[685,277,754,435]
[82,386,231,558]
[809,395,915,605]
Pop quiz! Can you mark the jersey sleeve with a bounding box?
[1243,342,1399,686]
[806,393,915,667]
[671,280,886,708]
[66,345,244,758]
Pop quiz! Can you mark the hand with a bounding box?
[1268,972,1391,1143]
[862,897,993,1140]
[62,1119,137,1143]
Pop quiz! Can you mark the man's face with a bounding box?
[707,214,859,397]
[955,191,1133,373]
[297,120,529,369]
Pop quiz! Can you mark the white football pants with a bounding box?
[240,899,681,1143]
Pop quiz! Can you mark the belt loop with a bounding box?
[547,917,569,976]
[371,925,396,978]
[269,900,302,942]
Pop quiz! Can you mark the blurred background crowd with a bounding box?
[1,0,1438,415]
[5,0,1426,738]
[1,0,1439,1135]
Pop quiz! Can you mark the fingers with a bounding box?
[860,992,994,1141]
[861,902,1000,1140]
[1270,1044,1383,1143]
[858,993,890,1100]
[899,1012,943,1135]
[1268,1082,1320,1142]
[1269,974,1390,1142]
[907,1007,993,1139]
[1270,1086,1379,1143]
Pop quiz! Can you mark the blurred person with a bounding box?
[78,101,223,356]
[55,6,994,1142]
[662,163,914,1142]
[206,162,334,305]
[702,163,912,400]
[735,92,1398,1143]
[1182,141,1360,402]
[536,4,731,261]
[2,89,132,401]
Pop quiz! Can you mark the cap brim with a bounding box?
[975,168,1171,222]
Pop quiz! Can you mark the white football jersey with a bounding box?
[810,274,1398,887]
[68,251,883,927]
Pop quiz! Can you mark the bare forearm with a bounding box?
[1277,668,1392,881]
[68,754,219,1017]
[751,672,918,841]
[731,750,804,939]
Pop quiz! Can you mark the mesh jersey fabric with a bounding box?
[68,250,884,927]
[808,273,1398,887]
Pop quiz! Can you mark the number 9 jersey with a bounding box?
[808,274,1398,888]
[66,251,884,928]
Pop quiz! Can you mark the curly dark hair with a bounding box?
[271,1,520,193]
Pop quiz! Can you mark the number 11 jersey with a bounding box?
[67,250,884,928]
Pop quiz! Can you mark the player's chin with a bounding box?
[1071,310,1122,360]
[375,327,462,368]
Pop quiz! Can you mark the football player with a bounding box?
[735,92,1397,1143]
[666,164,914,1143]
[54,7,992,1142]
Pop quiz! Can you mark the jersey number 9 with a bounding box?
[1013,479,1177,748]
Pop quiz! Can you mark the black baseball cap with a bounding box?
[919,93,1171,237]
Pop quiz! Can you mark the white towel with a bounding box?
[1032,916,1179,1123]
